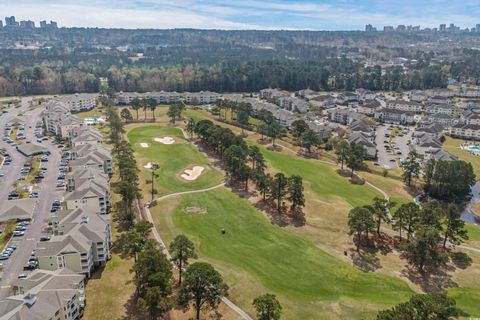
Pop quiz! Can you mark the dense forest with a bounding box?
[0,28,478,96]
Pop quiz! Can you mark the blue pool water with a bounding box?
[469,146,480,152]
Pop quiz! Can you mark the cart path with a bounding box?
[140,183,253,320]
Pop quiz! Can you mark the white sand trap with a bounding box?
[154,136,175,144]
[140,142,149,148]
[144,162,153,169]
[181,166,204,181]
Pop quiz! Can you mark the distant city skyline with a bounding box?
[1,0,480,30]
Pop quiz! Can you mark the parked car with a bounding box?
[12,231,24,237]
[39,235,51,242]
[24,261,37,270]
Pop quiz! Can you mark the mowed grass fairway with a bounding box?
[260,146,380,206]
[153,188,413,319]
[128,125,223,195]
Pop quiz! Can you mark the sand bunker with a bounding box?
[181,166,204,181]
[140,142,149,148]
[154,136,175,144]
[144,162,153,169]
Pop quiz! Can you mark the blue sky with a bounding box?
[1,0,480,30]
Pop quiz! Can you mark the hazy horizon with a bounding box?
[1,0,480,31]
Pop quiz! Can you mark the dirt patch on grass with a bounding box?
[184,206,207,215]
[140,142,149,148]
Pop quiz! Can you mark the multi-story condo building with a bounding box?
[0,269,86,320]
[425,103,457,116]
[447,124,480,140]
[54,94,97,113]
[184,91,220,105]
[50,208,111,267]
[387,100,424,112]
[69,127,104,147]
[68,148,112,175]
[145,91,181,104]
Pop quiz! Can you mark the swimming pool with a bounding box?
[465,145,480,153]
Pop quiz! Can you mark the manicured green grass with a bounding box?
[443,137,480,178]
[448,287,480,317]
[128,125,223,195]
[75,108,104,119]
[154,188,413,319]
[259,146,381,207]
[466,224,480,242]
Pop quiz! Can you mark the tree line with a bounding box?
[348,197,469,273]
[0,58,451,97]
[189,118,305,218]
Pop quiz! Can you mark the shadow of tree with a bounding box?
[401,265,457,292]
[122,293,148,320]
[450,251,472,269]
[352,252,382,272]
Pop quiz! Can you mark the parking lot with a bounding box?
[375,124,413,169]
[0,101,64,299]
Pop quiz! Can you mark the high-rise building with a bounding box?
[383,26,394,32]
[5,16,16,28]
[439,24,446,31]
[476,24,480,32]
[40,20,47,29]
[50,21,58,29]
[20,20,35,28]
[0,21,3,28]
[365,24,376,32]
[397,25,406,31]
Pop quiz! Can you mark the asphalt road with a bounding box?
[0,103,29,201]
[0,100,63,299]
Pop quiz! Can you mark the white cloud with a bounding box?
[0,2,267,29]
[1,0,479,30]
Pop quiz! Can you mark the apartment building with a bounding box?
[447,123,480,140]
[116,91,142,105]
[63,184,109,215]
[36,234,95,276]
[461,110,480,125]
[276,96,310,113]
[50,208,111,267]
[387,99,424,112]
[66,168,109,192]
[0,269,85,320]
[309,95,336,109]
[54,93,97,113]
[184,91,219,105]
[425,103,457,116]
[329,108,367,125]
[68,148,112,175]
[348,131,377,159]
[374,109,417,124]
[43,101,84,139]
[145,91,181,104]
[410,90,427,102]
[69,126,104,147]
[259,88,288,102]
